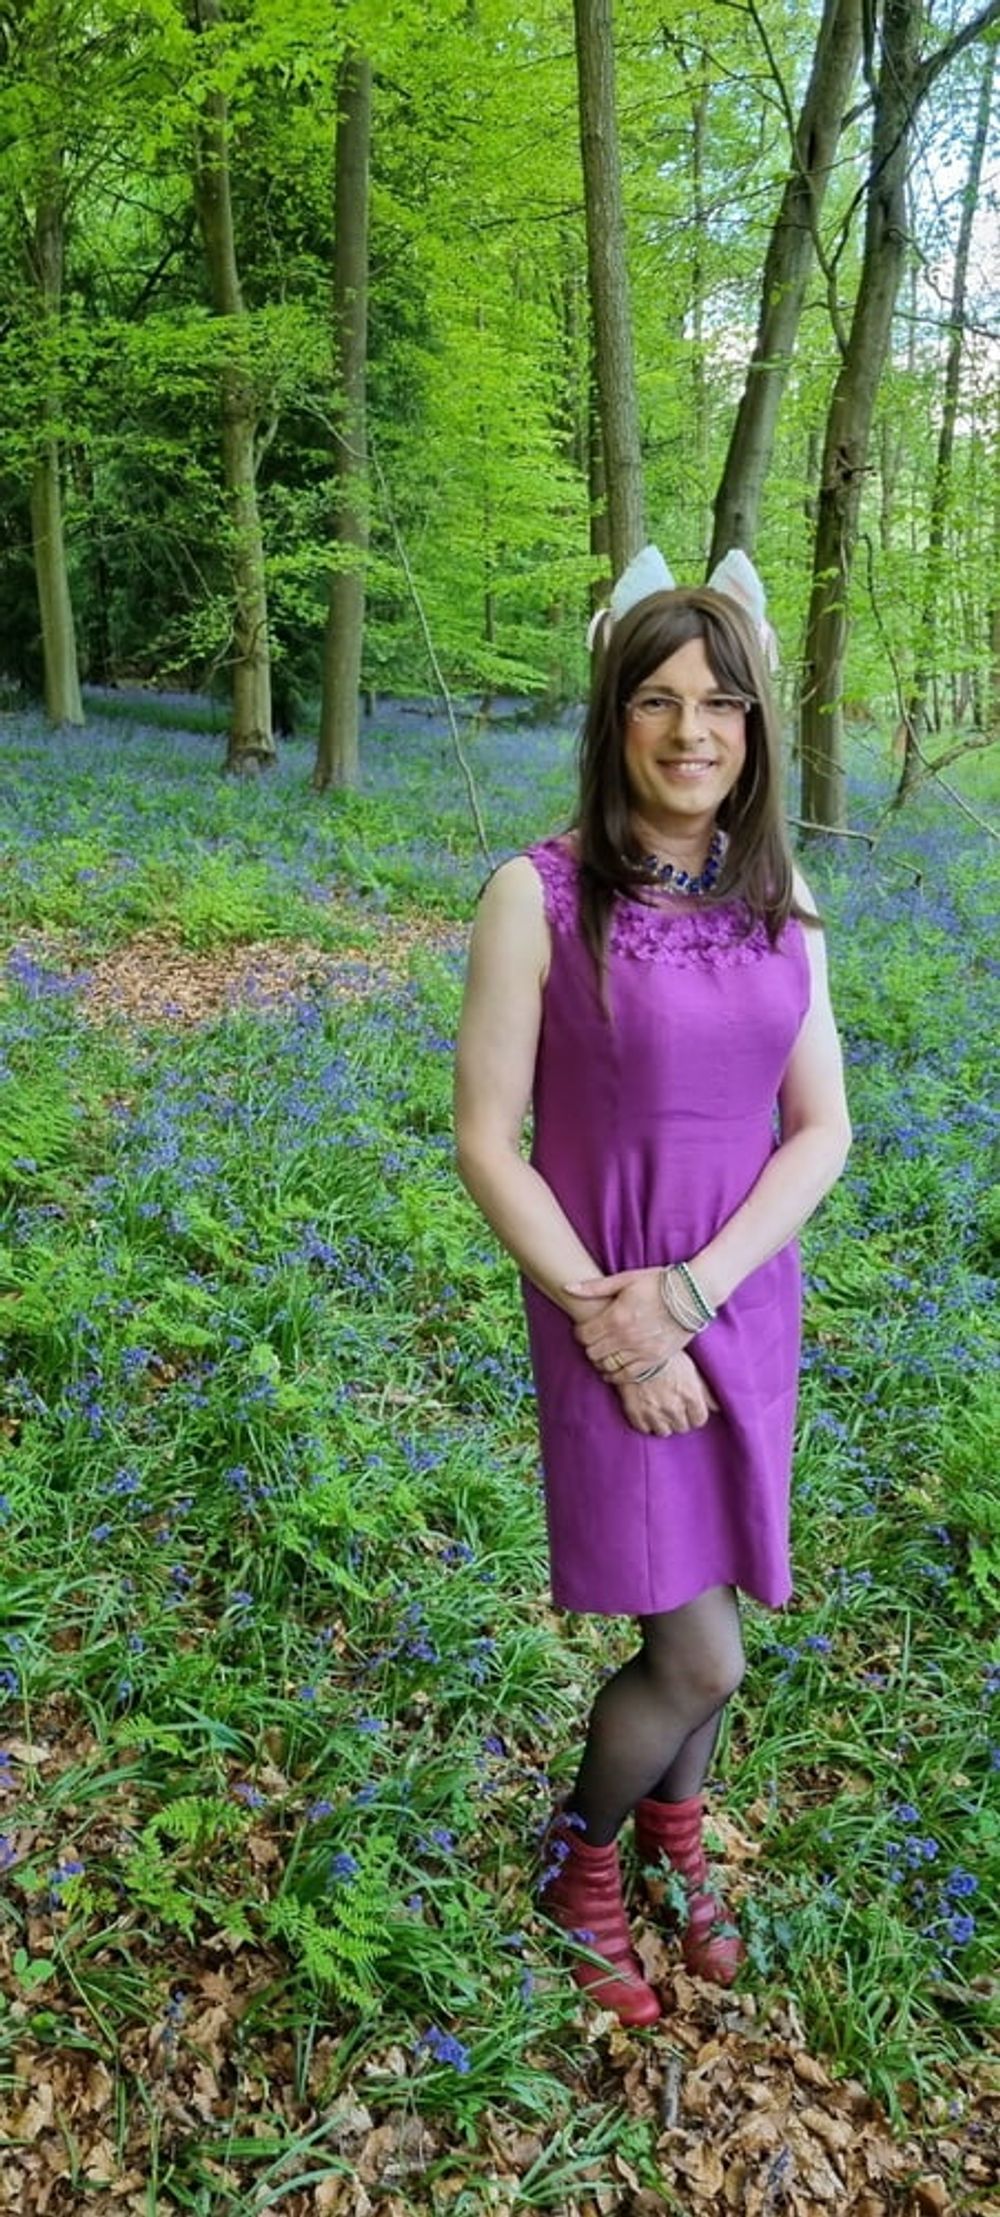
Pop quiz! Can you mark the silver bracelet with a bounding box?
[659,1266,705,1334]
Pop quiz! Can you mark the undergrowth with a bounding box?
[0,703,997,2208]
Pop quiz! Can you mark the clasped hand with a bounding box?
[564,1265,687,1376]
[564,1266,717,1435]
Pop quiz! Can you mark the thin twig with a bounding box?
[898,759,1000,843]
[788,816,879,845]
[368,434,494,870]
[860,532,1000,843]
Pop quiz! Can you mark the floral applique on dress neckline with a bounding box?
[528,836,778,970]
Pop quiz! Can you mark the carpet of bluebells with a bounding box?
[0,698,997,2206]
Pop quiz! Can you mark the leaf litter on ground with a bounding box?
[0,707,997,2214]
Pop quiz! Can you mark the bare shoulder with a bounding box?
[479,853,547,919]
[470,854,549,976]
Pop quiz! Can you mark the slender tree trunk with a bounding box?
[709,0,862,569]
[573,0,644,572]
[28,172,83,725]
[189,0,273,772]
[801,0,1000,829]
[315,51,371,792]
[588,357,611,607]
[990,388,1000,733]
[896,44,995,799]
[689,59,710,530]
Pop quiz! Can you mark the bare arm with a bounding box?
[568,875,852,1367]
[454,857,603,1312]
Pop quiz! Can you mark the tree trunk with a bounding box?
[573,0,644,573]
[189,0,273,773]
[895,43,995,800]
[588,356,611,608]
[27,171,83,725]
[689,57,710,529]
[801,0,1000,828]
[709,0,862,569]
[315,50,371,792]
[30,439,82,725]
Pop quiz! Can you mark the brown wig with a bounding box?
[576,586,808,983]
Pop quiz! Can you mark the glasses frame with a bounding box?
[624,689,755,728]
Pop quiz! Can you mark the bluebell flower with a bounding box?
[415,2025,470,2074]
[306,1798,334,1822]
[947,1912,975,1946]
[50,1856,85,1900]
[329,1851,359,1881]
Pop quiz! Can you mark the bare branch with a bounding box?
[917,0,1000,102]
[368,432,494,870]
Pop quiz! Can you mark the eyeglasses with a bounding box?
[626,690,753,727]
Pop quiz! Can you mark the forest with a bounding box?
[2,0,1000,814]
[0,3,998,2213]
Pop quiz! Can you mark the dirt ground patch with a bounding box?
[4,911,468,1027]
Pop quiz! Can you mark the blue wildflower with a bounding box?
[416,2025,471,2074]
[329,1851,359,1881]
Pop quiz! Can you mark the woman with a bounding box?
[454,549,851,2028]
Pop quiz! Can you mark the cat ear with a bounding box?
[610,544,676,623]
[707,548,779,669]
[586,605,613,653]
[588,544,677,652]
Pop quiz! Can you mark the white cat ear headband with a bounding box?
[587,543,778,671]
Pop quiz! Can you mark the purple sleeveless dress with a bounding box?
[522,837,812,1618]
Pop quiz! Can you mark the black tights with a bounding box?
[566,1585,744,1847]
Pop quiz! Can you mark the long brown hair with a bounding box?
[576,587,806,980]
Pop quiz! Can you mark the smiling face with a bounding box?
[622,634,748,845]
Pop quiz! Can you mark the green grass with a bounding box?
[0,703,997,2207]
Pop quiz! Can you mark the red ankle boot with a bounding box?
[538,1812,661,2028]
[634,1794,745,1986]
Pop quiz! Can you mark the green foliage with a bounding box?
[0,1069,79,1186]
[7,0,996,728]
[266,1843,396,2010]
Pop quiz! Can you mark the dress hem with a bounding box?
[550,1574,794,1619]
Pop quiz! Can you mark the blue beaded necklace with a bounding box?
[637,824,726,897]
